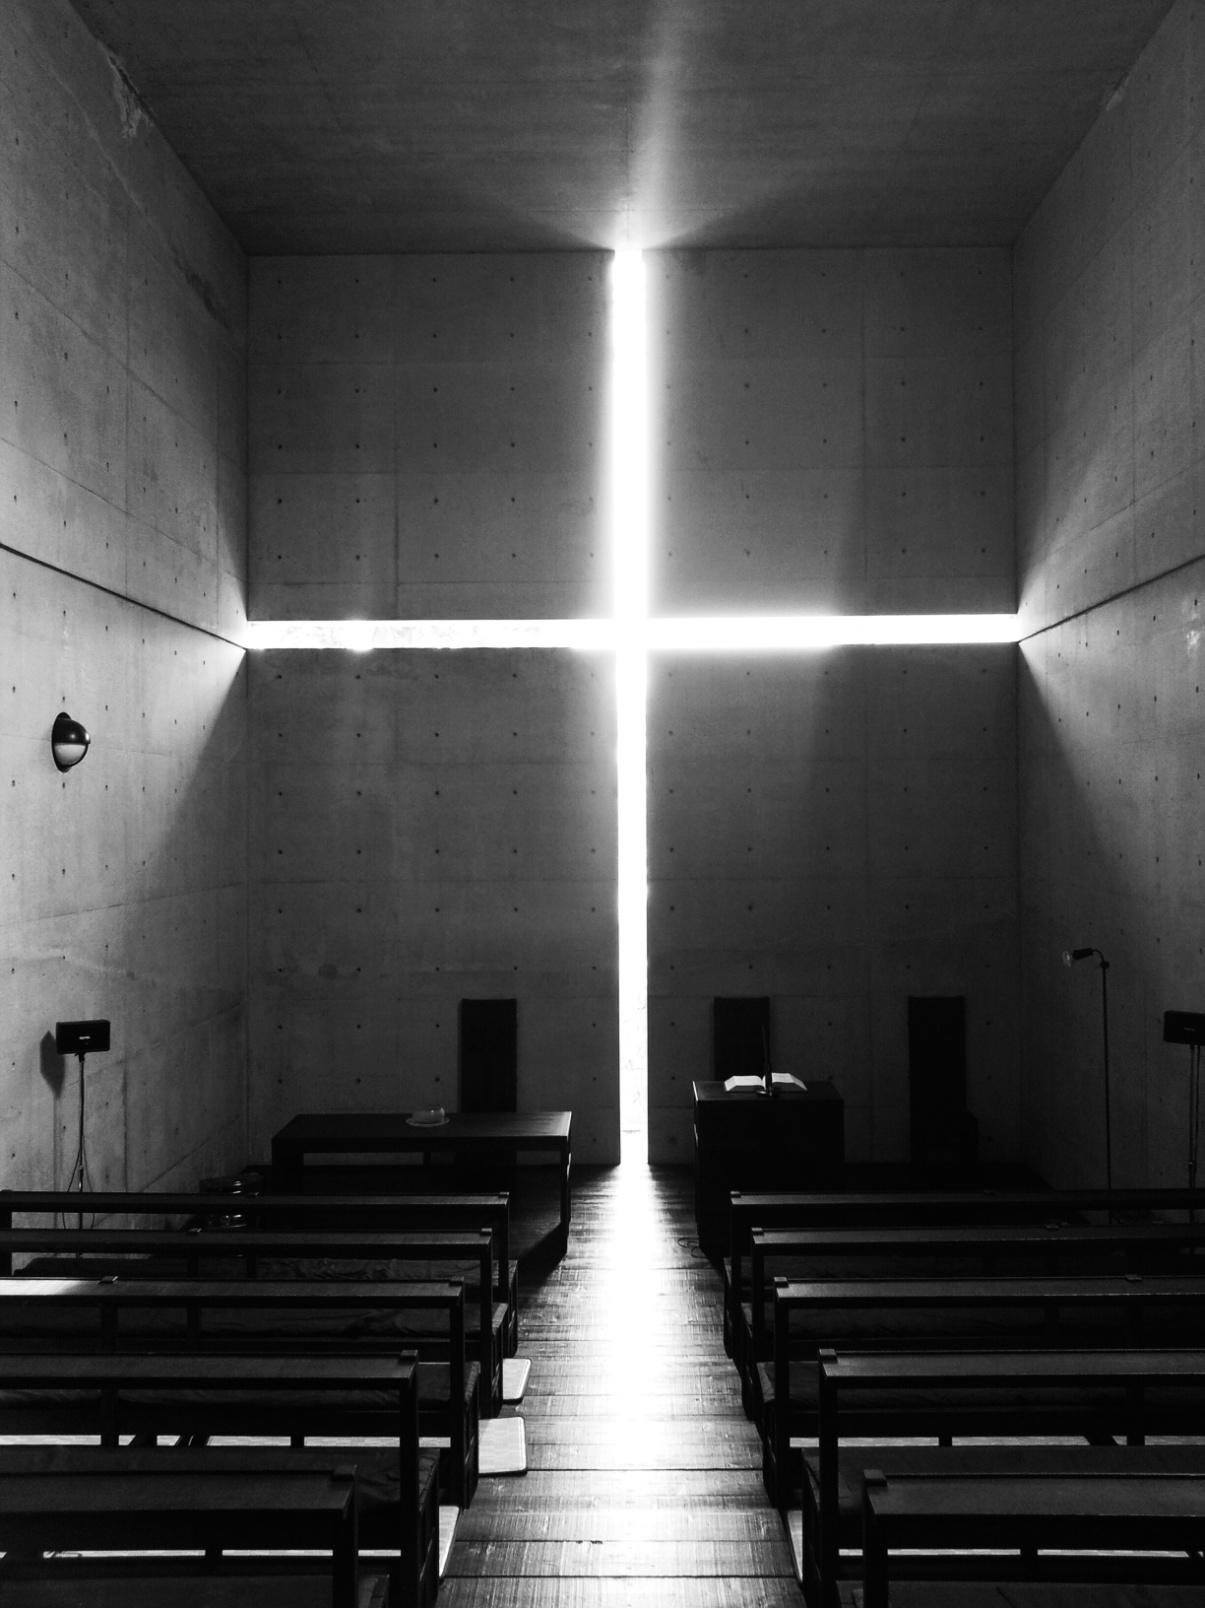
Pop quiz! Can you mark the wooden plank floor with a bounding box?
[441,1162,800,1606]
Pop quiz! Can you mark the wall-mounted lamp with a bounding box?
[51,711,90,772]
[1063,946,1112,1201]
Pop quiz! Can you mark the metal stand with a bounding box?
[1098,954,1112,1198]
[1064,948,1111,1214]
[1189,1043,1202,1221]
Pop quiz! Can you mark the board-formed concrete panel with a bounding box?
[1016,0,1204,1192]
[251,472,398,619]
[250,257,399,365]
[1016,0,1204,1191]
[249,252,611,620]
[1,0,249,1194]
[249,647,619,1160]
[650,246,1014,616]
[647,647,1019,1163]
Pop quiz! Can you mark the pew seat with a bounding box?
[761,1275,1205,1503]
[3,1224,506,1416]
[0,1575,390,1608]
[839,1583,1205,1606]
[0,1445,374,1607]
[0,1355,431,1606]
[735,1221,1205,1409]
[799,1346,1205,1608]
[0,1275,477,1508]
[857,1466,1205,1608]
[0,1189,520,1361]
[722,1187,1205,1361]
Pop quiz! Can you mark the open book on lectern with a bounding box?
[722,1072,807,1093]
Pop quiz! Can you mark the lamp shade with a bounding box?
[51,711,90,772]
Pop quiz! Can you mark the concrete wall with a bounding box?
[0,0,248,1192]
[249,254,610,621]
[248,647,617,1160]
[650,250,1015,616]
[246,257,618,1161]
[248,248,1020,1169]
[646,249,1020,1164]
[1015,0,1205,1188]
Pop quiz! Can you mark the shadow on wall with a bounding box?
[39,1033,65,1099]
[1017,634,1186,1193]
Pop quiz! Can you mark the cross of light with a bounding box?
[245,249,1020,1161]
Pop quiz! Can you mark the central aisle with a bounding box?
[439,1162,800,1606]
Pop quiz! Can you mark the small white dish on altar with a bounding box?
[406,1106,448,1127]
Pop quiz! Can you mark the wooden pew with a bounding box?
[857,1465,1205,1608]
[839,1583,1205,1607]
[763,1272,1205,1505]
[738,1220,1205,1407]
[0,1575,388,1608]
[0,1274,477,1511]
[0,1351,430,1607]
[0,1223,505,1416]
[0,1187,519,1360]
[723,1187,1205,1364]
[0,1187,516,1341]
[269,1110,573,1261]
[0,1445,376,1608]
[808,1346,1205,1608]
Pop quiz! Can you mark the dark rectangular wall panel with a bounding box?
[460,998,518,1113]
[713,997,771,1082]
[908,995,967,1116]
[908,994,978,1169]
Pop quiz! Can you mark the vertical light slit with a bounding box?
[611,248,650,1161]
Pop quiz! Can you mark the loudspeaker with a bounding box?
[1163,1010,1205,1046]
[54,1019,110,1057]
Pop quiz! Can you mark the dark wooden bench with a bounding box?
[763,1273,1205,1505]
[0,1187,519,1362]
[0,1445,372,1608]
[723,1187,1205,1364]
[738,1221,1205,1407]
[270,1110,573,1259]
[808,1347,1205,1608]
[0,1224,505,1415]
[0,1573,388,1608]
[0,1351,431,1607]
[0,1273,477,1510]
[858,1465,1205,1608]
[838,1583,1205,1607]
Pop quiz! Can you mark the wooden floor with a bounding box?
[441,1162,801,1606]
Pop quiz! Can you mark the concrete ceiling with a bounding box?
[69,0,1174,255]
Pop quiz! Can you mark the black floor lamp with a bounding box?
[1063,947,1111,1198]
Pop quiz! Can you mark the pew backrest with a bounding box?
[746,1220,1205,1363]
[811,1345,1205,1596]
[726,1186,1205,1352]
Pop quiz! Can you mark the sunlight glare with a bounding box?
[649,614,1021,651]
[611,249,651,1162]
[242,619,616,652]
[610,249,650,639]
